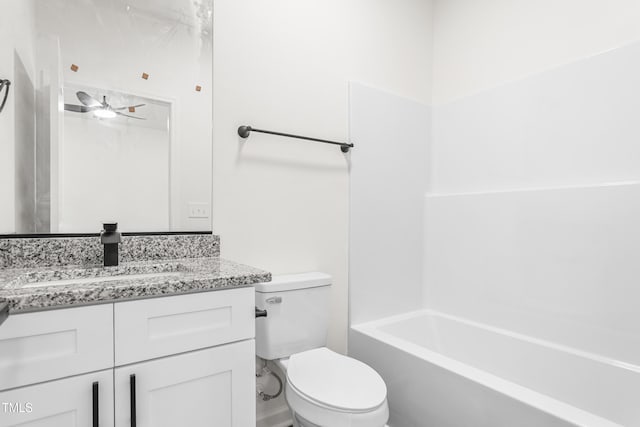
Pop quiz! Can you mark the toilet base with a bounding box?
[292,411,321,427]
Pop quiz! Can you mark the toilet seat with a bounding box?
[287,380,386,413]
[286,347,387,412]
[286,383,389,427]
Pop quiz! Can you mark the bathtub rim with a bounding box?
[351,309,626,427]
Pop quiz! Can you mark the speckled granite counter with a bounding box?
[0,234,271,313]
[0,257,270,313]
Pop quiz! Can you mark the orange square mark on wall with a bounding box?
[195,85,202,92]
[141,72,149,80]
[70,64,79,72]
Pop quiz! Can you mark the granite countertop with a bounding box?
[0,257,271,313]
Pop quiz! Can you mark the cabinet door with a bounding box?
[114,340,255,427]
[114,287,254,366]
[0,304,114,390]
[0,369,114,427]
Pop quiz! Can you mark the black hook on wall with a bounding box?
[0,79,11,114]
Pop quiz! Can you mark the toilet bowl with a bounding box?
[277,347,388,427]
[255,273,389,427]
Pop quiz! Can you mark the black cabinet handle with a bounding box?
[92,381,99,427]
[130,374,137,427]
[255,307,267,318]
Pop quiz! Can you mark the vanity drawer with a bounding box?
[114,287,254,365]
[0,304,114,390]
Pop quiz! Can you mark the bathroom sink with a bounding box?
[6,262,189,289]
[20,272,183,289]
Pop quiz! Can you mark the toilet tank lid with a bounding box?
[254,272,332,293]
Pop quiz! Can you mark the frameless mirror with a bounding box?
[0,0,213,234]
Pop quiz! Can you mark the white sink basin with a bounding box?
[21,272,182,289]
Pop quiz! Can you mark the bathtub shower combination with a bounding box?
[348,180,640,427]
[351,310,637,427]
[348,42,640,427]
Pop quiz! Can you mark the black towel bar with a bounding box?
[238,125,354,153]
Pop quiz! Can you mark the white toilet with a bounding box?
[255,272,389,427]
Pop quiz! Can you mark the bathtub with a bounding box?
[349,310,639,427]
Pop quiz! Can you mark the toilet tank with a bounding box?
[255,272,332,360]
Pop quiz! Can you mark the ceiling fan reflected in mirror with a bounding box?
[64,91,146,120]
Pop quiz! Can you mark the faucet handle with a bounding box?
[101,222,121,245]
[103,222,118,232]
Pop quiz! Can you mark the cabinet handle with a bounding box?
[92,381,99,427]
[130,374,137,427]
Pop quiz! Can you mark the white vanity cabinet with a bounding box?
[0,304,114,391]
[113,287,256,427]
[113,288,255,365]
[114,340,255,427]
[0,287,256,427]
[0,370,114,427]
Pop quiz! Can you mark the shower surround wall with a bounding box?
[426,41,640,364]
[349,83,430,325]
[348,83,433,426]
[349,4,640,426]
[430,41,640,193]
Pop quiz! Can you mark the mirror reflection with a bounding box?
[0,0,213,234]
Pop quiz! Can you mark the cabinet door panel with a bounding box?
[0,304,114,390]
[0,370,114,427]
[114,287,254,365]
[114,340,255,427]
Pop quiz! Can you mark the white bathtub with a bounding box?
[349,310,640,427]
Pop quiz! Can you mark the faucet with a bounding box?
[100,222,121,267]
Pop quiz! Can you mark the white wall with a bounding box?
[213,0,433,355]
[432,0,640,104]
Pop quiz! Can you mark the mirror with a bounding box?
[0,0,213,234]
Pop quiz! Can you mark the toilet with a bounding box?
[255,272,389,427]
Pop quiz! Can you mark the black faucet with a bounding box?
[100,222,121,267]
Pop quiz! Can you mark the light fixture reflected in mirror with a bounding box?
[94,108,117,119]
